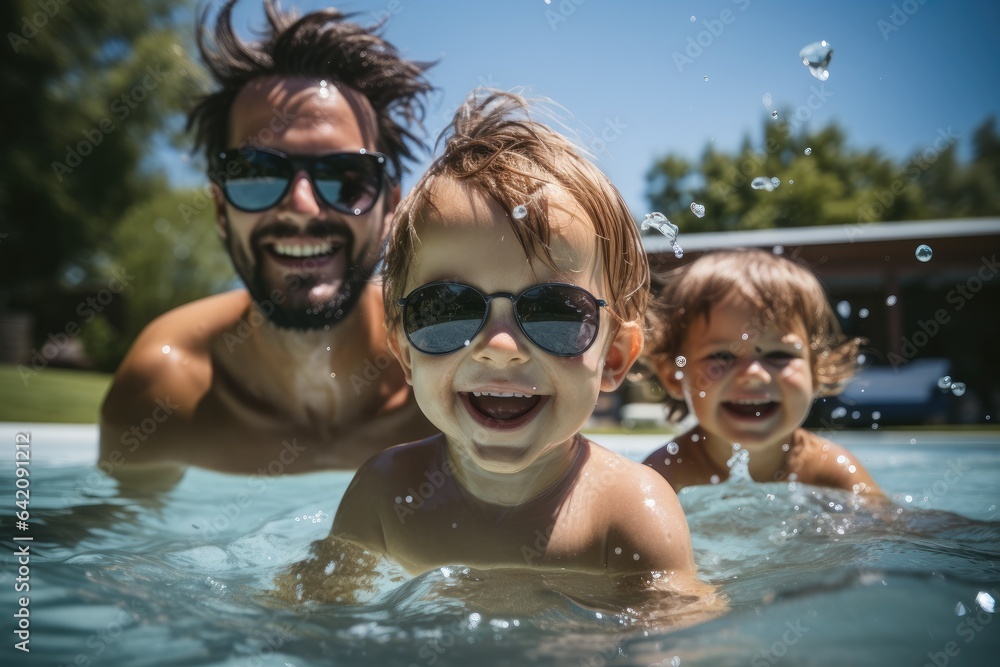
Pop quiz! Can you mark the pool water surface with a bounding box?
[1,424,998,666]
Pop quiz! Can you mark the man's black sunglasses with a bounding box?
[397,282,610,357]
[210,146,388,215]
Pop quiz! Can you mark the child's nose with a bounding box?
[471,299,530,367]
[737,359,771,385]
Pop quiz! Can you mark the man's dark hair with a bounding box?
[187,0,434,179]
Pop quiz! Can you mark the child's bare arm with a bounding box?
[802,436,885,498]
[604,464,696,575]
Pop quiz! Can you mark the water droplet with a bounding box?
[771,110,779,119]
[666,442,680,455]
[698,391,706,398]
[464,339,471,347]
[633,553,640,561]
[799,40,832,81]
[831,407,847,419]
[330,373,336,378]
[641,212,679,244]
[690,15,696,22]
[915,244,933,262]
[675,355,687,368]
[836,300,851,318]
[614,546,622,555]
[885,295,897,306]
[710,474,720,484]
[788,179,794,185]
[859,308,870,318]
[762,92,773,108]
[770,177,781,189]
[976,591,996,613]
[950,382,967,397]
[512,204,528,220]
[690,202,706,218]
[956,602,968,617]
[703,75,709,82]
[872,411,881,420]
[938,375,953,390]
[804,147,813,155]
[674,370,683,380]
[673,244,684,258]
[671,657,681,667]
[851,411,861,420]
[318,79,330,98]
[772,245,785,255]
[751,176,776,191]
[161,345,171,355]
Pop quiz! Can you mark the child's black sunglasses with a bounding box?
[210,146,388,215]
[397,282,609,357]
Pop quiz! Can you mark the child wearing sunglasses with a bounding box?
[302,90,713,610]
[643,249,884,498]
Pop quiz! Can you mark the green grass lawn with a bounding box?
[0,364,112,423]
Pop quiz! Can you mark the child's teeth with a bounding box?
[471,391,533,398]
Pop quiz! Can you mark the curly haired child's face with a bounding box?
[661,296,815,454]
[388,180,639,475]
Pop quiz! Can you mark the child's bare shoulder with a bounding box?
[789,429,882,495]
[641,433,709,491]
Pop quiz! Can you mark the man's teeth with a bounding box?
[273,242,337,258]
[471,391,534,398]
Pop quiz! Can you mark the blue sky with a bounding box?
[170,0,1000,217]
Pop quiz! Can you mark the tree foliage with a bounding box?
[0,0,206,301]
[645,112,1000,233]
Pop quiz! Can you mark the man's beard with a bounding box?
[225,217,379,331]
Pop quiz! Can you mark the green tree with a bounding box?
[645,112,1000,233]
[81,185,234,371]
[0,0,206,305]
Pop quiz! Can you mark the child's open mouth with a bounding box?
[460,391,546,429]
[722,399,779,420]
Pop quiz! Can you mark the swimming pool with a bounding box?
[2,424,998,666]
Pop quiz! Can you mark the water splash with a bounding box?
[690,202,706,218]
[726,443,751,481]
[641,212,684,257]
[915,244,933,262]
[799,40,832,81]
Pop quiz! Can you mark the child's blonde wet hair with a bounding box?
[382,89,649,331]
[646,248,862,422]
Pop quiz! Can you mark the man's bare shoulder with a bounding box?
[99,291,251,456]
